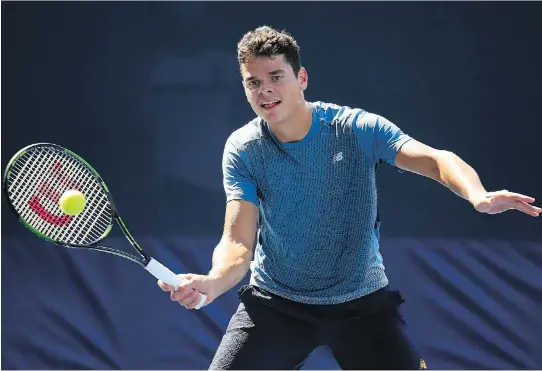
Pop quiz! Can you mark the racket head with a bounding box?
[3,143,116,247]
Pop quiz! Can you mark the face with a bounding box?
[241,54,308,125]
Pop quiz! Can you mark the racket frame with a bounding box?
[3,143,207,309]
[3,143,149,265]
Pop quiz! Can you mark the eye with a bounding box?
[271,75,283,81]
[247,80,259,88]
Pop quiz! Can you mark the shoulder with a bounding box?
[225,117,268,153]
[310,101,367,129]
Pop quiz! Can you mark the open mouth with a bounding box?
[260,100,281,109]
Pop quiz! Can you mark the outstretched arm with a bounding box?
[394,139,541,217]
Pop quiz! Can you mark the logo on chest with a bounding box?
[332,152,344,163]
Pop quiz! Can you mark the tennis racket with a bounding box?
[3,143,207,309]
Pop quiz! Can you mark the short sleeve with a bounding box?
[353,112,412,166]
[222,137,260,207]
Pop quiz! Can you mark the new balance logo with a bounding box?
[332,152,343,163]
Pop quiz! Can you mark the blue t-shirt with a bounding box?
[222,101,412,305]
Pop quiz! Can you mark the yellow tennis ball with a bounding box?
[59,190,86,215]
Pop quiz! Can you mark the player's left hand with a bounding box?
[471,190,541,217]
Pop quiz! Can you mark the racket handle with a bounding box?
[145,258,208,310]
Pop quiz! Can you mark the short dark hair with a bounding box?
[237,26,301,76]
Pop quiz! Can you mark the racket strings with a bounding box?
[46,150,112,243]
[16,153,63,236]
[7,146,113,245]
[20,149,110,243]
[22,149,71,236]
[59,175,107,242]
[13,147,75,232]
[16,148,67,230]
[10,148,52,210]
[54,155,100,240]
[78,195,110,242]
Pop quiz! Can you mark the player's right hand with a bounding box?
[157,274,219,310]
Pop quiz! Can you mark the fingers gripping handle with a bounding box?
[144,258,207,310]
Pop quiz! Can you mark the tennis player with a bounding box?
[158,26,540,369]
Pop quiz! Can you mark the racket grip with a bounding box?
[145,258,208,310]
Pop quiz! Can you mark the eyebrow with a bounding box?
[244,69,285,82]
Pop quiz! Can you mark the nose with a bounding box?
[258,83,274,95]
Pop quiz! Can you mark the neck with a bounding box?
[268,102,313,143]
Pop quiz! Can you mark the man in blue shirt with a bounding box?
[159,26,540,369]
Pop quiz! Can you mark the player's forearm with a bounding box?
[208,239,252,296]
[433,150,487,204]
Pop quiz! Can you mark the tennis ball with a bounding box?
[59,190,86,215]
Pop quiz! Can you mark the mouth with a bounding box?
[260,100,281,110]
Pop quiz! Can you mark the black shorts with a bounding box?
[209,284,425,370]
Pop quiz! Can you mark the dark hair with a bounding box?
[237,26,301,76]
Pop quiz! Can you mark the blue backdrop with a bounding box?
[2,1,541,369]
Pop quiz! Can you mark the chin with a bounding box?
[260,112,284,126]
[258,107,285,124]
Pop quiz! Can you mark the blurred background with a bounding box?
[2,1,541,369]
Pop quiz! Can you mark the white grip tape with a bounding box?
[145,258,207,310]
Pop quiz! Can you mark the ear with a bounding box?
[298,67,308,91]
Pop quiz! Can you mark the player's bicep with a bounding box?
[222,199,259,251]
[395,139,441,179]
